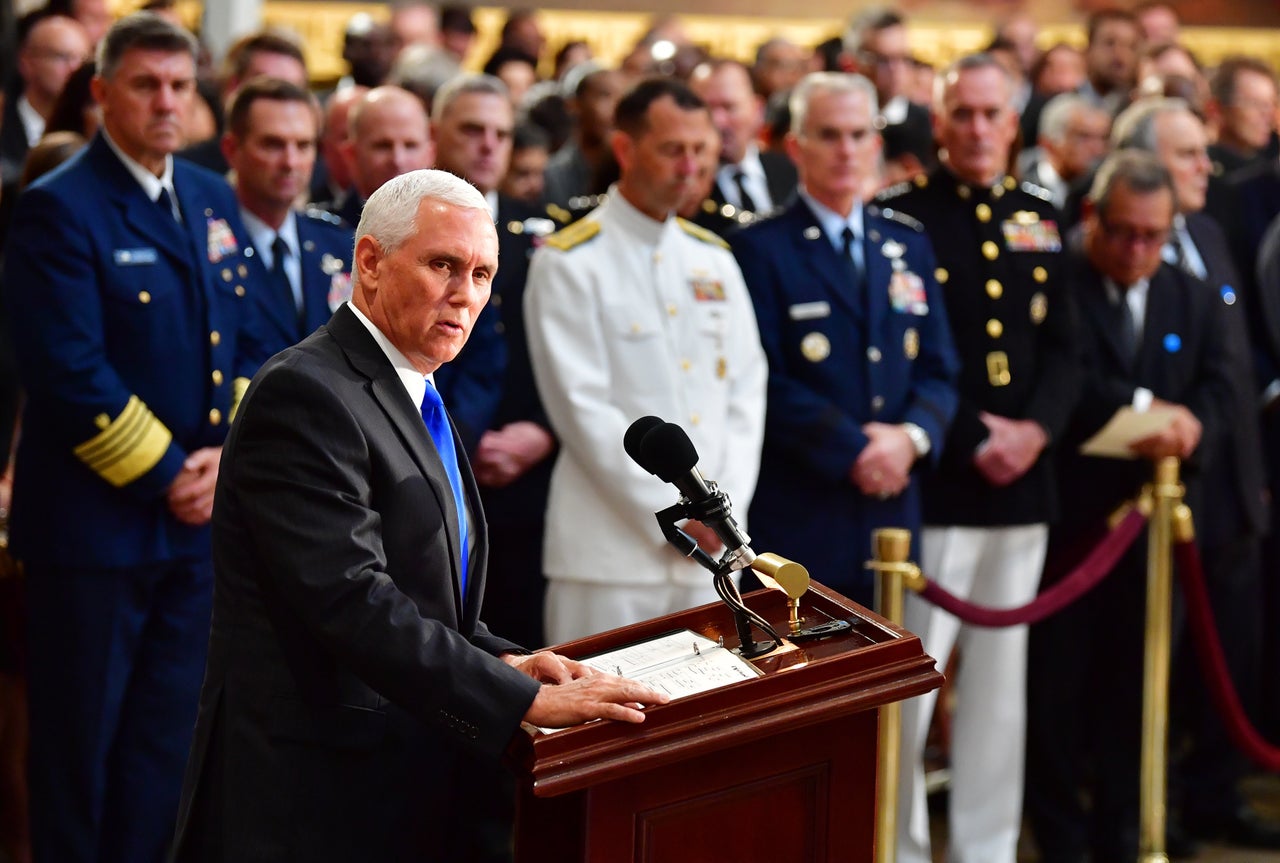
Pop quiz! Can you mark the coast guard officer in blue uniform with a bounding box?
[730,71,959,607]
[222,77,355,355]
[1,14,268,862]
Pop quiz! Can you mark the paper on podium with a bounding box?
[1080,405,1177,458]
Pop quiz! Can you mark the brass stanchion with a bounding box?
[1139,457,1183,863]
[869,527,920,863]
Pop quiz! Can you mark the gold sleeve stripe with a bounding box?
[73,395,173,487]
[230,376,251,422]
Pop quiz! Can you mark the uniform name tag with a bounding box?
[788,301,831,320]
[113,248,158,265]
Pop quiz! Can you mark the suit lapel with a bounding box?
[792,201,864,318]
[87,139,192,272]
[863,216,890,339]
[1135,266,1181,386]
[1079,269,1133,370]
[327,308,471,615]
[249,245,302,345]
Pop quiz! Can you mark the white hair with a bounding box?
[789,72,879,136]
[353,169,489,281]
[1038,93,1093,143]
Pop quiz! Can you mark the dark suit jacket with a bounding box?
[0,92,28,188]
[731,198,959,601]
[172,304,541,862]
[1182,212,1268,542]
[1057,255,1235,533]
[709,149,798,217]
[2,133,268,567]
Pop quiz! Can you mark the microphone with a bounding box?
[623,415,666,471]
[634,421,755,567]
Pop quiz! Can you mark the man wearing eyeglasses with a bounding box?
[879,52,1080,863]
[1026,149,1234,863]
[842,7,934,170]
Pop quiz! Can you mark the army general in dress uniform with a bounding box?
[0,15,269,862]
[878,53,1081,863]
[730,71,958,608]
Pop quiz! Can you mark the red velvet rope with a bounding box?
[917,508,1147,628]
[1175,539,1280,771]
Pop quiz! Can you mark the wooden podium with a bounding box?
[508,581,941,863]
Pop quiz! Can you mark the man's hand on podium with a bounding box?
[505,652,670,727]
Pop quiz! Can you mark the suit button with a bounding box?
[982,241,999,261]
[211,370,224,386]
[667,303,678,317]
[986,319,1004,338]
[690,413,701,426]
[935,268,948,284]
[235,285,246,297]
[1033,266,1048,283]
[680,359,691,371]
[138,290,151,304]
[975,203,992,222]
[986,279,1003,299]
[491,294,502,307]
[871,395,885,413]
[867,346,881,363]
[208,408,222,426]
[209,330,221,346]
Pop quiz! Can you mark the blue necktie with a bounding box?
[421,380,469,595]
[841,226,864,287]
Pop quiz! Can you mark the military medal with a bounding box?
[1001,213,1062,252]
[206,217,238,263]
[888,271,929,315]
[904,328,919,359]
[800,332,830,362]
[321,254,344,275]
[690,276,725,301]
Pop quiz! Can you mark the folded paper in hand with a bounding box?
[1080,405,1178,459]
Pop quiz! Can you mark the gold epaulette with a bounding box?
[543,218,601,252]
[73,395,172,487]
[545,203,572,224]
[676,217,730,249]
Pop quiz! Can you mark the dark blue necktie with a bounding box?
[841,226,864,287]
[156,186,181,223]
[270,235,303,335]
[421,380,469,595]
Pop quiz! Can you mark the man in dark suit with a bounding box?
[1112,95,1278,848]
[690,58,798,223]
[1,14,270,862]
[730,70,957,608]
[1026,150,1234,863]
[879,52,1081,863]
[430,74,557,653]
[843,9,935,171]
[222,77,354,355]
[172,169,664,862]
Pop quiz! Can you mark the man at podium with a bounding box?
[172,170,665,862]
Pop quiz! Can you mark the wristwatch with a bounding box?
[901,422,931,459]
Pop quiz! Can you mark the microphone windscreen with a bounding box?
[624,415,666,471]
[640,422,700,483]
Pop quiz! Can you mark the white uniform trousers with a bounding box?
[896,523,1049,863]
[544,580,720,646]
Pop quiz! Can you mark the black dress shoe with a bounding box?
[1187,805,1280,849]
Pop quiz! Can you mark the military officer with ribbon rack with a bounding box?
[877,52,1081,863]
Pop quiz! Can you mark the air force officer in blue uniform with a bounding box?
[222,77,355,356]
[0,15,268,862]
[730,72,959,606]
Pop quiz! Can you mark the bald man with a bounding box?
[320,85,434,226]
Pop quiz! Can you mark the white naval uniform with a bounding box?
[524,190,767,644]
[897,523,1050,863]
